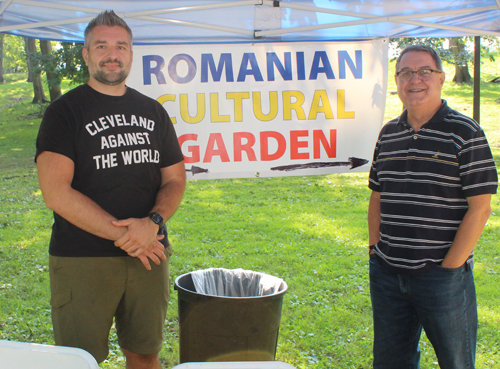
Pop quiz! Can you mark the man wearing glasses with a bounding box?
[367,45,497,368]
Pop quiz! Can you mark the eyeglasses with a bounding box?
[395,68,443,82]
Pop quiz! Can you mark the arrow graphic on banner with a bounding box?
[185,165,209,175]
[270,157,369,172]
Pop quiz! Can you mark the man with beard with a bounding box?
[35,11,186,369]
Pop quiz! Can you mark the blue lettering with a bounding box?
[309,51,335,80]
[201,53,234,82]
[296,52,305,81]
[339,50,362,79]
[168,54,197,84]
[146,50,361,84]
[267,52,292,81]
[142,55,166,85]
[237,53,264,82]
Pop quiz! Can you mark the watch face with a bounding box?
[149,212,163,225]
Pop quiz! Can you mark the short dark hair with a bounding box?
[84,10,133,49]
[395,45,443,73]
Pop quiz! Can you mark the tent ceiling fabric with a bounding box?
[0,0,499,44]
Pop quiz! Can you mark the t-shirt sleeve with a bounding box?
[459,127,498,197]
[368,134,381,192]
[35,101,75,163]
[157,103,185,168]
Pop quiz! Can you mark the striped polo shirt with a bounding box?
[369,100,498,273]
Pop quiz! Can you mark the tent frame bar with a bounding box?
[0,0,261,34]
[133,15,255,36]
[257,3,499,37]
[122,0,262,18]
[5,0,261,15]
[1,0,498,38]
[392,19,497,37]
[0,0,13,17]
[6,0,103,13]
[279,2,496,21]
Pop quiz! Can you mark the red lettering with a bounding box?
[178,134,200,163]
[290,130,309,160]
[260,131,286,161]
[313,129,336,159]
[203,133,230,163]
[179,129,337,165]
[233,132,257,162]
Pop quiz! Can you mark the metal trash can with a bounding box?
[174,268,288,363]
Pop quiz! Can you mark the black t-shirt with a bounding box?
[36,84,184,257]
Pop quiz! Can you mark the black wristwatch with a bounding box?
[148,212,164,230]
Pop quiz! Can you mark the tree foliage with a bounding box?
[2,36,88,103]
[391,37,499,63]
[2,34,27,73]
[33,42,89,88]
[390,37,500,84]
[2,35,89,87]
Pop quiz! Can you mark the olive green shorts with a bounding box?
[49,248,172,363]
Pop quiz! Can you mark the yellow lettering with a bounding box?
[157,94,177,123]
[337,90,355,119]
[227,92,249,122]
[308,90,334,120]
[180,93,205,124]
[283,90,306,120]
[210,93,231,123]
[253,91,278,122]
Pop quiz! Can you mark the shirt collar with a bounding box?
[397,100,451,127]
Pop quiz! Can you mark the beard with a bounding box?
[91,58,129,86]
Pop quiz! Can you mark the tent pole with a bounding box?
[393,20,497,37]
[0,0,14,17]
[257,5,499,38]
[0,0,260,35]
[134,16,255,36]
[125,0,261,17]
[280,2,495,20]
[473,36,481,124]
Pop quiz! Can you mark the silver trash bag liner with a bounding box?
[190,268,284,297]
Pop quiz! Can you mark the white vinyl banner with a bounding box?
[127,39,389,179]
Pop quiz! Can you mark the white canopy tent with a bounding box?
[0,0,499,44]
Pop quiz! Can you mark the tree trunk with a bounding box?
[26,38,48,103]
[25,37,33,83]
[0,33,4,83]
[40,40,62,101]
[450,37,472,84]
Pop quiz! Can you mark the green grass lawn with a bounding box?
[1,57,499,369]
